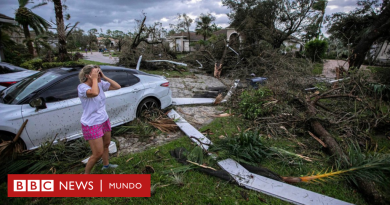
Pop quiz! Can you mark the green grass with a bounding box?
[77,59,113,65]
[0,114,369,205]
[312,62,324,75]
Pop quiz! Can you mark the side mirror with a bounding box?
[29,97,47,110]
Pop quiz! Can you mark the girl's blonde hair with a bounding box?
[78,64,97,83]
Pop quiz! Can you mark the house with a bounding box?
[371,41,390,64]
[167,27,303,54]
[167,31,203,52]
[97,37,117,49]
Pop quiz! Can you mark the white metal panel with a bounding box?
[145,60,187,67]
[167,109,212,150]
[172,98,215,105]
[221,79,240,103]
[218,159,353,205]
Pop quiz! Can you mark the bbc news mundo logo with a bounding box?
[8,174,150,197]
[14,180,54,192]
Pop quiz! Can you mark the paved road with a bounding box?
[83,51,119,64]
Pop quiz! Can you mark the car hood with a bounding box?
[0,70,39,82]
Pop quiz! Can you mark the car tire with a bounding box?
[136,98,159,117]
[0,131,26,150]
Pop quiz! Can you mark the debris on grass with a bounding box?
[0,119,28,161]
[148,118,178,133]
[214,93,223,105]
[170,172,185,187]
[142,165,155,174]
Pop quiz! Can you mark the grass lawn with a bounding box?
[77,59,114,65]
[312,62,324,75]
[0,113,368,205]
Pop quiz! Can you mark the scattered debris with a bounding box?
[167,109,212,151]
[214,94,223,104]
[126,157,134,163]
[148,118,178,133]
[142,165,155,174]
[0,119,28,161]
[212,113,233,118]
[218,158,352,205]
[308,131,327,148]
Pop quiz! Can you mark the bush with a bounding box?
[20,58,43,70]
[42,61,84,69]
[3,44,32,66]
[305,38,328,62]
[239,87,275,120]
[73,52,84,61]
[370,66,390,84]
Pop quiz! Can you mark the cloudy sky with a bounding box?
[0,0,362,35]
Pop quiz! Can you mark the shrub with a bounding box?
[20,58,43,70]
[41,61,84,69]
[73,52,84,61]
[239,87,275,120]
[370,66,390,84]
[3,44,32,66]
[305,38,328,62]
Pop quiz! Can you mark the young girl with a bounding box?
[78,65,121,174]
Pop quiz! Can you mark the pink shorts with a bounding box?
[82,119,111,141]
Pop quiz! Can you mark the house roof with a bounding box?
[0,13,16,24]
[213,29,228,36]
[168,31,204,41]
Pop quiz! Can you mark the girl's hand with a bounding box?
[89,68,99,80]
[98,69,106,79]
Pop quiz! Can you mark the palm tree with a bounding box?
[15,0,50,56]
[195,13,216,41]
[50,0,68,61]
[32,34,52,57]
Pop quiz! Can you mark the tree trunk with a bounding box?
[22,24,34,56]
[131,16,146,50]
[349,5,390,70]
[187,30,191,52]
[53,0,69,61]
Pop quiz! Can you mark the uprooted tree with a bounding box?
[118,14,174,69]
[326,0,390,69]
[222,0,321,48]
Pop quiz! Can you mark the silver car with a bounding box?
[0,62,39,89]
[0,65,172,150]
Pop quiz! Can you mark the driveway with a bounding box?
[83,51,118,64]
[322,59,368,78]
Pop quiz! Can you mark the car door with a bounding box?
[21,75,82,147]
[103,70,144,127]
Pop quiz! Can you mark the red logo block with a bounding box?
[8,174,150,197]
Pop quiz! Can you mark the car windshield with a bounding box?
[2,72,60,104]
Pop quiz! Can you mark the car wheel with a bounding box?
[0,131,26,151]
[137,98,159,117]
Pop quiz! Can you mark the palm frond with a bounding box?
[31,2,48,10]
[209,131,270,164]
[18,0,30,8]
[282,141,390,186]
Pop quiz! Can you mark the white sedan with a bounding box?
[0,65,172,150]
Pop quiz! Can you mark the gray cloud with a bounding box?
[0,0,362,34]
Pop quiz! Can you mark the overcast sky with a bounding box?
[0,0,362,35]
